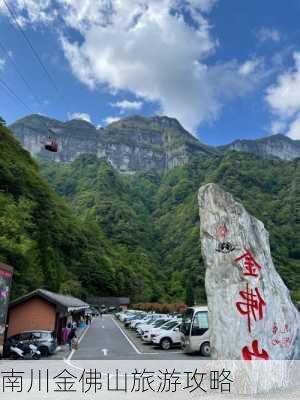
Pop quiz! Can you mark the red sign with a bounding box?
[0,263,13,356]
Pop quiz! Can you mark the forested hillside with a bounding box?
[1,121,299,304]
[39,150,300,304]
[0,122,160,301]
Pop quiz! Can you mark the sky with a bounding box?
[1,0,300,145]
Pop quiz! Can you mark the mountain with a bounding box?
[39,150,300,305]
[9,115,300,169]
[221,134,300,161]
[9,114,217,173]
[3,115,300,305]
[0,121,163,301]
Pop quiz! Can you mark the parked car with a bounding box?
[124,312,145,327]
[142,319,181,343]
[100,305,107,314]
[136,315,165,336]
[4,330,57,357]
[151,321,182,350]
[129,314,148,329]
[117,311,131,321]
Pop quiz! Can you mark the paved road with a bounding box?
[71,315,203,360]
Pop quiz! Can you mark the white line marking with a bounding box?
[102,348,108,356]
[165,351,182,354]
[65,323,91,361]
[111,316,142,354]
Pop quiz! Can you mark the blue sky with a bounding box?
[1,0,300,145]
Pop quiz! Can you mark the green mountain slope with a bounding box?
[39,151,300,304]
[0,122,160,301]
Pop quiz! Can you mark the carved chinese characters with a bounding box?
[198,183,300,360]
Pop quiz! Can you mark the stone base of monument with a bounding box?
[218,361,300,396]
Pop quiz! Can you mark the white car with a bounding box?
[136,315,165,336]
[151,321,182,350]
[130,315,149,329]
[119,311,134,322]
[142,319,179,343]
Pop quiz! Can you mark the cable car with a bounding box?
[44,137,58,152]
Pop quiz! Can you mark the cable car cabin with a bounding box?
[45,139,58,152]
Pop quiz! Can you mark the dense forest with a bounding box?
[1,120,299,304]
[0,121,159,300]
[39,143,300,304]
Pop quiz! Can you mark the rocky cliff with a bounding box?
[221,134,300,161]
[9,114,217,173]
[9,114,300,172]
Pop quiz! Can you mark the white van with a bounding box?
[180,306,210,356]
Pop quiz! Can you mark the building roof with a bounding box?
[87,296,130,306]
[0,262,14,273]
[10,289,89,312]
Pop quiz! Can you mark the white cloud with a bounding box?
[68,112,92,123]
[256,27,281,43]
[239,58,262,76]
[0,58,5,71]
[58,0,261,133]
[266,52,300,140]
[286,114,300,140]
[266,52,300,118]
[104,116,120,125]
[0,0,57,26]
[111,100,143,112]
[270,120,286,135]
[3,0,264,134]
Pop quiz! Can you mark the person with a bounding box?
[62,324,71,345]
[100,310,103,319]
[67,327,77,351]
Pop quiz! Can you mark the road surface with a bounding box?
[70,315,204,360]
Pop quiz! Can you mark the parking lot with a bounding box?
[68,313,207,360]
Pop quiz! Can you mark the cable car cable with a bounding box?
[0,38,40,107]
[2,0,62,99]
[0,77,33,113]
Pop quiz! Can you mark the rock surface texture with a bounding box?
[9,115,300,173]
[222,133,300,161]
[198,183,300,360]
[9,114,216,173]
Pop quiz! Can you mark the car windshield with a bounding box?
[153,319,168,327]
[160,320,176,329]
[41,332,52,339]
[163,322,178,330]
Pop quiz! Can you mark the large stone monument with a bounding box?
[198,183,300,360]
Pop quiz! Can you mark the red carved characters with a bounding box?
[236,284,266,333]
[242,340,269,360]
[234,248,270,360]
[235,249,262,277]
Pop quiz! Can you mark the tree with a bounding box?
[185,283,195,306]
